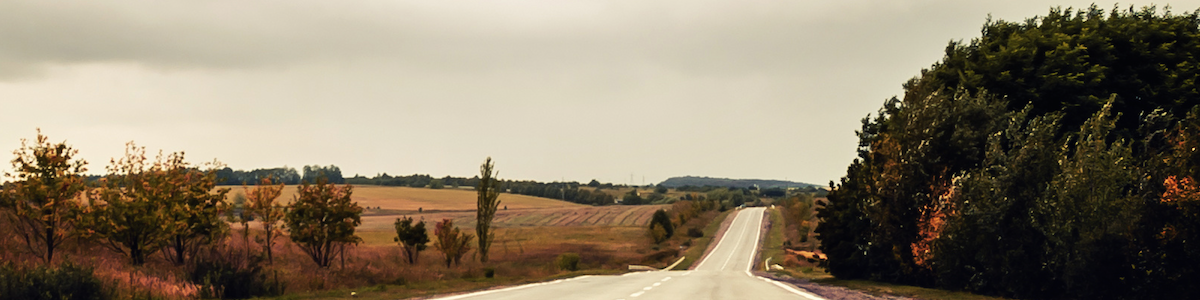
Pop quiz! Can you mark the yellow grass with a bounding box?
[226,185,585,211]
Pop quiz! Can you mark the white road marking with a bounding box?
[630,291,644,297]
[427,276,592,300]
[661,277,672,282]
[694,210,745,270]
[754,276,827,300]
[653,282,661,287]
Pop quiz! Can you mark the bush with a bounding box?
[686,227,703,238]
[557,253,581,271]
[483,268,495,278]
[0,262,105,300]
[188,250,285,299]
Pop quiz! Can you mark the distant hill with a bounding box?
[658,176,819,189]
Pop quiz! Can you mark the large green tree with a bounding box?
[818,5,1200,299]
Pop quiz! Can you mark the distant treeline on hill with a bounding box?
[658,176,818,189]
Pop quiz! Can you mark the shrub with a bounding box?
[686,227,703,238]
[0,262,105,300]
[187,250,285,299]
[483,268,495,278]
[556,253,581,271]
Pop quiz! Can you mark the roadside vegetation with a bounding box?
[0,134,736,299]
[818,5,1200,299]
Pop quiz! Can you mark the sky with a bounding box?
[3,0,1199,186]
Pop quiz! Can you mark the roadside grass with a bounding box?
[674,210,733,270]
[259,269,627,300]
[758,206,787,271]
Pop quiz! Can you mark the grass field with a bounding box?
[226,185,585,211]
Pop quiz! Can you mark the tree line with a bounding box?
[816,6,1200,299]
[214,165,343,185]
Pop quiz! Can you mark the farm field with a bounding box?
[227,185,668,245]
[356,204,668,240]
[225,185,586,211]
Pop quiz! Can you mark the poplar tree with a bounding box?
[475,157,500,263]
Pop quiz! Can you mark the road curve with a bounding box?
[425,207,826,300]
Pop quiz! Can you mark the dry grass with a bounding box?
[0,186,700,300]
[226,185,584,211]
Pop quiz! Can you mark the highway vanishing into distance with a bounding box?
[427,207,826,300]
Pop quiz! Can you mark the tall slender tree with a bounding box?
[475,157,501,263]
[3,130,88,263]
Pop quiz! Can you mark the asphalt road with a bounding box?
[427,207,826,300]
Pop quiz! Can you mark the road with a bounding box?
[427,207,826,300]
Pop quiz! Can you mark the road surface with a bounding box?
[427,207,825,300]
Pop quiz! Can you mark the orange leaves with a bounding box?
[1161,176,1199,205]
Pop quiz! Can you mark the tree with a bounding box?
[245,177,285,264]
[428,178,444,189]
[2,130,88,263]
[818,6,1200,298]
[284,178,362,268]
[160,155,229,266]
[654,185,668,194]
[393,216,429,265]
[475,157,501,263]
[433,218,473,268]
[587,179,601,187]
[648,209,674,244]
[83,143,184,265]
[622,190,644,205]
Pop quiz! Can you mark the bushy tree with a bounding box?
[84,143,229,265]
[161,156,229,266]
[2,130,88,263]
[433,218,473,268]
[648,209,673,244]
[284,178,361,268]
[393,216,429,265]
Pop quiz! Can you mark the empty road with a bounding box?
[427,207,825,300]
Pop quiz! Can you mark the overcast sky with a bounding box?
[3,1,1197,185]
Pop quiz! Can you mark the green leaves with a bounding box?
[394,216,429,265]
[284,177,361,268]
[820,5,1200,298]
[3,130,88,263]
